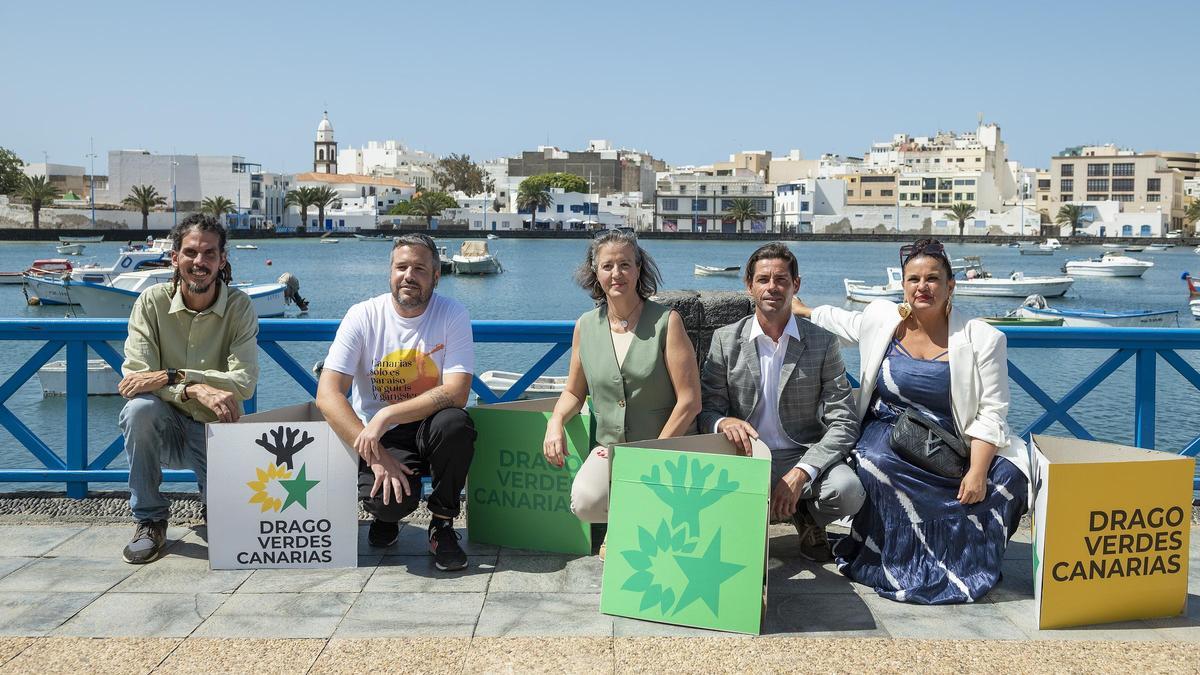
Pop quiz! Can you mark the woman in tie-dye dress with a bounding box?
[794,239,1029,604]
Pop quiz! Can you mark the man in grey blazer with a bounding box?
[700,243,863,562]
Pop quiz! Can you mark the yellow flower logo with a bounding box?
[246,463,292,513]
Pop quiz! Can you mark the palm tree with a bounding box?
[122,185,166,230]
[201,196,236,225]
[1055,204,1086,239]
[407,191,458,228]
[1185,200,1200,237]
[13,175,60,230]
[726,198,762,233]
[944,202,976,239]
[285,187,319,232]
[516,185,553,228]
[312,186,339,232]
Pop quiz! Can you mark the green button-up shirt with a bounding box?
[122,281,260,423]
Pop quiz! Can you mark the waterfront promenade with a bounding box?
[0,496,1197,673]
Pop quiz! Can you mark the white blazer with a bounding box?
[809,300,1031,483]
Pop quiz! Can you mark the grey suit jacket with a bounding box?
[699,315,859,476]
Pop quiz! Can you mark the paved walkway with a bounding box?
[0,521,1197,673]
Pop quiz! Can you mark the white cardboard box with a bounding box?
[206,402,359,570]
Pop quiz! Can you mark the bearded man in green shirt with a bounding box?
[117,214,259,564]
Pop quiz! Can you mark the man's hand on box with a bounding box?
[369,452,416,506]
[717,417,759,456]
[188,383,240,422]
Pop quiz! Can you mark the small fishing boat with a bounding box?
[1038,238,1066,251]
[57,235,104,244]
[1019,248,1053,256]
[1124,245,1146,253]
[1102,243,1124,250]
[234,244,258,250]
[37,359,121,397]
[24,247,169,305]
[1013,295,1177,328]
[318,236,340,244]
[954,257,1074,297]
[1182,273,1200,319]
[486,233,500,240]
[0,272,25,285]
[981,316,1064,327]
[352,233,392,241]
[437,246,453,275]
[37,268,297,318]
[694,264,741,277]
[451,240,502,275]
[1146,244,1170,251]
[478,370,567,400]
[1063,251,1153,278]
[844,267,903,302]
[55,243,86,256]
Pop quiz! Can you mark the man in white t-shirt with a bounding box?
[316,233,476,571]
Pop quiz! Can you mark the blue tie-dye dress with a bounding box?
[833,339,1028,604]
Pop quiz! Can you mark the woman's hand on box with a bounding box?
[543,418,566,468]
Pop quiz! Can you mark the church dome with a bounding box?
[317,115,333,133]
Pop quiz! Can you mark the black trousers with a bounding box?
[358,407,476,522]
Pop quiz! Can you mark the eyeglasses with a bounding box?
[899,240,946,268]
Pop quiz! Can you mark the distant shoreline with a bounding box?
[0,227,1192,246]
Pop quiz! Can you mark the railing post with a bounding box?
[65,340,88,498]
[1134,348,1155,449]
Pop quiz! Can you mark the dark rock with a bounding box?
[699,291,753,328]
[651,290,702,328]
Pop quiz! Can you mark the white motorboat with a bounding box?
[57,235,104,244]
[318,238,340,244]
[844,267,903,302]
[24,247,169,305]
[486,233,500,240]
[1019,248,1053,256]
[1063,251,1153,278]
[1102,243,1124,250]
[479,370,567,400]
[1038,238,1066,251]
[55,243,85,256]
[34,269,293,318]
[1013,295,1177,328]
[954,256,1074,298]
[452,240,502,275]
[1145,244,1170,251]
[234,244,258,250]
[352,234,392,241]
[37,359,120,397]
[694,264,741,277]
[1124,245,1146,253]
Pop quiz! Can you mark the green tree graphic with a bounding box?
[640,456,739,538]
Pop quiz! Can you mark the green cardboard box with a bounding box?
[601,434,771,634]
[467,399,592,554]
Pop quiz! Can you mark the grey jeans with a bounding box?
[119,394,207,523]
[771,447,865,527]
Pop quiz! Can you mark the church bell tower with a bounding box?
[314,112,337,174]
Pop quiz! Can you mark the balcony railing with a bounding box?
[0,320,1195,497]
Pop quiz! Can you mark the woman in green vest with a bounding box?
[543,230,701,557]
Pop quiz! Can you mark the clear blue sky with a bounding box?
[3,1,1195,175]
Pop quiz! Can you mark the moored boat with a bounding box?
[1013,295,1177,328]
[55,243,86,255]
[1124,245,1146,253]
[33,269,297,318]
[479,370,567,400]
[844,267,903,302]
[234,244,258,250]
[694,264,741,277]
[954,256,1074,298]
[37,359,121,397]
[57,235,104,244]
[1038,238,1066,251]
[451,241,502,275]
[1063,251,1153,278]
[352,234,392,241]
[24,247,169,305]
[1019,248,1053,256]
[980,316,1064,327]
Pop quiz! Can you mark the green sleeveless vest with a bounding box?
[579,300,679,448]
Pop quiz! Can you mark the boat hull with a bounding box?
[1016,306,1177,328]
[954,277,1075,298]
[981,316,1064,327]
[1062,264,1151,278]
[35,278,289,318]
[694,265,740,277]
[452,256,502,275]
[37,359,121,396]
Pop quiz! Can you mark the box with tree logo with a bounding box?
[206,403,359,570]
[467,399,592,554]
[600,434,771,634]
[1031,435,1193,629]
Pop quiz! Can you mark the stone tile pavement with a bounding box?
[0,522,1197,673]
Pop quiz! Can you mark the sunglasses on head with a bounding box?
[899,241,946,268]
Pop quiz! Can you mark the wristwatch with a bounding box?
[166,368,180,386]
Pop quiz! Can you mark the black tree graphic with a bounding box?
[254,426,315,470]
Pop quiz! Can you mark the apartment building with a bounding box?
[337,140,438,189]
[845,174,898,207]
[654,171,773,232]
[1049,145,1185,229]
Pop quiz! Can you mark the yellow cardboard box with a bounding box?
[1031,434,1194,629]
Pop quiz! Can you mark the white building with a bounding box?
[288,172,416,228]
[654,171,774,233]
[93,150,261,213]
[338,140,437,189]
[1052,201,1169,239]
[774,180,815,233]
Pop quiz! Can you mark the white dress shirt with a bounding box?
[714,314,818,481]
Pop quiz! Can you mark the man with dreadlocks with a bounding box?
[117,214,260,564]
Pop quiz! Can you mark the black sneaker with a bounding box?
[368,519,400,547]
[792,508,833,563]
[428,518,467,571]
[122,519,168,564]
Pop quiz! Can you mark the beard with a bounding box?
[182,266,216,295]
[392,283,432,310]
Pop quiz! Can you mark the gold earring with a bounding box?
[945,296,953,317]
[897,302,912,319]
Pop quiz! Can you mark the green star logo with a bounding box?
[672,530,744,616]
[277,464,320,511]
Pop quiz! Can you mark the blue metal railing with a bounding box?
[0,320,1196,496]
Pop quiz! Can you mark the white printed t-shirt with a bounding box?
[323,293,474,425]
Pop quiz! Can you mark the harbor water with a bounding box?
[0,237,1197,493]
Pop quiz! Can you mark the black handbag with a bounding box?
[888,406,970,479]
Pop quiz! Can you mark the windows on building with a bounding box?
[922,178,936,190]
[662,198,678,210]
[1060,179,1073,192]
[1062,194,1073,202]
[1086,179,1109,192]
[1113,194,1134,202]
[691,199,707,211]
[1112,163,1134,176]
[881,189,893,196]
[864,190,872,197]
[1087,194,1107,201]
[1061,164,1074,176]
[1087,163,1110,177]
[1147,178,1161,192]
[1038,179,1051,189]
[1112,179,1134,192]
[1147,194,1161,202]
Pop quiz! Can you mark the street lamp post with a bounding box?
[86,138,96,228]
[170,151,179,228]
